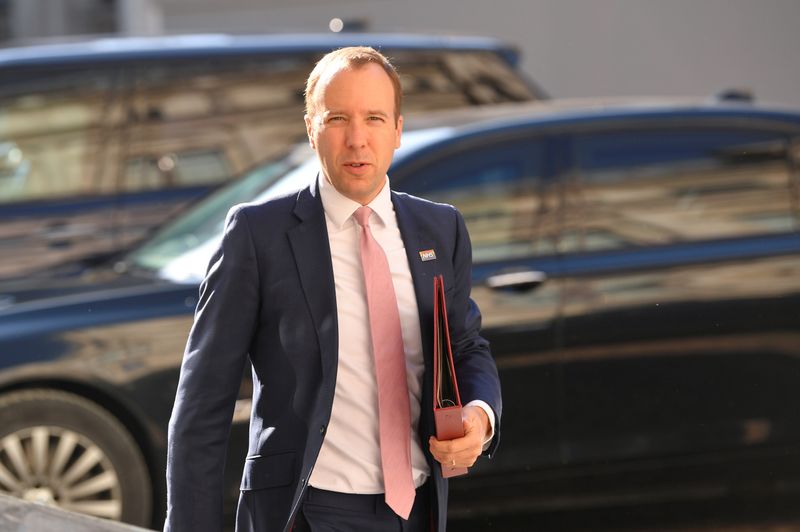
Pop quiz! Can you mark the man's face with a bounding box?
[305,62,403,205]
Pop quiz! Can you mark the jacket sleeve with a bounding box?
[447,207,503,457]
[165,206,260,531]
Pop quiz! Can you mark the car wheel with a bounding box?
[0,389,152,526]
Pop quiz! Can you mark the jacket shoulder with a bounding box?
[235,190,299,218]
[392,190,459,218]
[391,191,464,235]
[226,184,312,228]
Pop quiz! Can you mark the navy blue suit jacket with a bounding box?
[165,179,502,532]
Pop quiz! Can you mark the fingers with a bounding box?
[428,406,491,469]
[429,439,481,468]
[428,427,484,468]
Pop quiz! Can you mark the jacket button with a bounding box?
[320,425,326,434]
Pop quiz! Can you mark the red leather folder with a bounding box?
[433,274,468,478]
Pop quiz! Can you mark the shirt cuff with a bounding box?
[465,399,495,450]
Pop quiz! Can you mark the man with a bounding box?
[166,46,502,532]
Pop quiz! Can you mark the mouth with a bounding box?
[344,162,370,168]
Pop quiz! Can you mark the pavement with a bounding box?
[0,493,152,532]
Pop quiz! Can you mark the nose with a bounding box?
[346,120,367,148]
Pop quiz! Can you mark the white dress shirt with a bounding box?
[309,174,493,494]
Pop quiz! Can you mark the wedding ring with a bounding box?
[451,459,456,467]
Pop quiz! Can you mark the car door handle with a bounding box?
[486,270,547,292]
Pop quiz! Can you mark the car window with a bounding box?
[0,66,122,203]
[126,148,307,274]
[0,48,535,207]
[397,50,536,108]
[124,55,309,193]
[124,150,232,191]
[565,128,796,252]
[396,136,557,263]
[124,50,537,195]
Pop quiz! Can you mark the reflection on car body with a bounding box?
[0,99,798,529]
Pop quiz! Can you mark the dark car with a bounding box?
[0,99,799,529]
[0,33,541,282]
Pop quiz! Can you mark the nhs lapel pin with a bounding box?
[419,249,436,262]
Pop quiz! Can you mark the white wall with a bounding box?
[157,0,800,106]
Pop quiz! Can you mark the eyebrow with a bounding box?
[324,109,390,118]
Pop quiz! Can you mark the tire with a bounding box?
[0,389,152,526]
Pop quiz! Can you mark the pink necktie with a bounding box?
[354,206,415,519]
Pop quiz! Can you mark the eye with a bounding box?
[327,116,346,123]
[368,115,386,122]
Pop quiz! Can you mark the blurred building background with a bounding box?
[1,0,799,106]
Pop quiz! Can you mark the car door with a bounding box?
[558,120,800,470]
[393,131,564,514]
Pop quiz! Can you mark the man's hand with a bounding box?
[428,405,490,469]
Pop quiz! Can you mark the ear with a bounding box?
[304,114,317,150]
[395,114,404,149]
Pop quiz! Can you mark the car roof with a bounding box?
[0,32,521,68]
[394,98,800,170]
[404,97,800,137]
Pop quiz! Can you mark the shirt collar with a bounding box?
[318,173,394,230]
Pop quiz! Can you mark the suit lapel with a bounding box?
[393,192,437,345]
[287,180,339,382]
[392,192,438,430]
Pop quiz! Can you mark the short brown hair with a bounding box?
[304,46,402,123]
